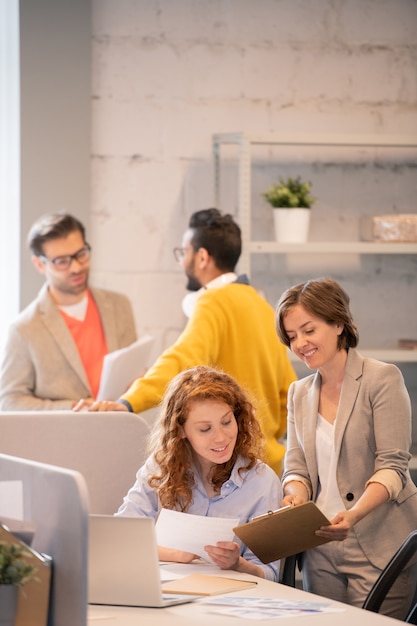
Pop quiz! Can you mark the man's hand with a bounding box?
[73,399,130,412]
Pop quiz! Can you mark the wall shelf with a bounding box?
[249,241,417,255]
[213,132,417,148]
[213,131,417,367]
[213,131,417,275]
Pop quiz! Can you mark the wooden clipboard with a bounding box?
[233,501,332,563]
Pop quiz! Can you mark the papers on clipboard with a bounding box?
[96,335,155,401]
[233,501,331,563]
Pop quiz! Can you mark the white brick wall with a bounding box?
[90,0,417,439]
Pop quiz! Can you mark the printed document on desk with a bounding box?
[201,596,345,619]
[156,509,239,563]
[97,335,155,401]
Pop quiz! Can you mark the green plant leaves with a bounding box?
[262,176,316,208]
[0,542,35,586]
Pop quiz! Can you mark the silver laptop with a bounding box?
[88,514,200,608]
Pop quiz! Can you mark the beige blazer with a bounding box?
[282,348,417,569]
[0,285,137,410]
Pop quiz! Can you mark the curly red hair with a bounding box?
[147,366,265,511]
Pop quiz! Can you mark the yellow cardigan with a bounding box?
[122,283,296,474]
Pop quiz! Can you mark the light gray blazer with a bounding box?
[282,348,417,569]
[0,284,137,410]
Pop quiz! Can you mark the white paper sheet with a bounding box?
[97,335,155,401]
[155,509,239,563]
[0,480,24,520]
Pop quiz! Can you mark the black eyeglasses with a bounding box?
[173,247,186,263]
[39,243,91,271]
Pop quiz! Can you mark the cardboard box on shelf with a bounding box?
[361,214,417,242]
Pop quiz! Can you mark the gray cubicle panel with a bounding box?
[0,453,89,626]
[0,411,151,514]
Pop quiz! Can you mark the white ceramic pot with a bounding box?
[273,208,311,243]
[0,585,18,626]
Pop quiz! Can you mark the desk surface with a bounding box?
[87,562,402,625]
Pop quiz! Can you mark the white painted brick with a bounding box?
[91,268,187,356]
[92,0,160,38]
[92,99,164,157]
[93,201,184,270]
[340,0,417,45]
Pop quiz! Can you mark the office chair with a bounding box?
[362,530,417,619]
[405,602,417,625]
[279,553,299,587]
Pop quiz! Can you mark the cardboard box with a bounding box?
[363,214,417,242]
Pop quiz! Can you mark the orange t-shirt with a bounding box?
[60,291,108,399]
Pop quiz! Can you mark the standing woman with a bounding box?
[276,277,417,619]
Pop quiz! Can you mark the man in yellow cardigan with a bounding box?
[75,209,296,475]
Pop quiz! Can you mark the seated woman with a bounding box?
[116,365,282,581]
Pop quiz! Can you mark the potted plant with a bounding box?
[262,176,316,243]
[0,541,36,626]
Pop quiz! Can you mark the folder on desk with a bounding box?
[233,501,332,563]
[162,574,257,596]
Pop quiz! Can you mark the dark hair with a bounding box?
[276,277,359,351]
[27,213,86,256]
[188,208,241,272]
[148,365,265,511]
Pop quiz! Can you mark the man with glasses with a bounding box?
[75,208,296,476]
[0,212,137,410]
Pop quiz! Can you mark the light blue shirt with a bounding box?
[116,455,282,581]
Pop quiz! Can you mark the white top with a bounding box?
[58,293,88,320]
[315,413,345,519]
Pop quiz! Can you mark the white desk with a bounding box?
[88,562,402,625]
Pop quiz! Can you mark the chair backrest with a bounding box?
[406,602,417,624]
[279,553,298,587]
[362,530,417,614]
[0,410,151,513]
